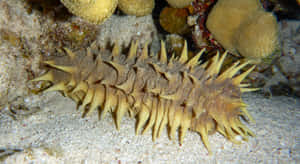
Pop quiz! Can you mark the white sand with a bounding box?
[0,92,299,163]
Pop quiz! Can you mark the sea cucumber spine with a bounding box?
[32,40,257,153]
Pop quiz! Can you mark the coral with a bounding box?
[166,0,195,8]
[206,0,278,61]
[60,0,155,23]
[234,10,278,60]
[60,0,118,24]
[118,0,155,16]
[206,0,263,53]
[159,7,190,34]
[32,40,257,154]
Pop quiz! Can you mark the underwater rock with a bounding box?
[96,15,158,48]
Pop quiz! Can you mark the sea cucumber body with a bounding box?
[33,41,256,153]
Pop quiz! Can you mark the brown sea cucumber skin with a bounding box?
[32,40,256,154]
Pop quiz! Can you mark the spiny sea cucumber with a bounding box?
[32,40,257,154]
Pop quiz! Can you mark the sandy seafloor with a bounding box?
[0,92,299,164]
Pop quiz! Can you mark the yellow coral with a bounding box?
[60,0,118,24]
[206,0,262,53]
[166,0,195,8]
[206,0,278,61]
[234,10,278,60]
[118,0,154,16]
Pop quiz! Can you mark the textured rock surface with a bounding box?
[97,15,158,48]
[0,0,42,44]
[0,0,42,107]
[0,43,28,107]
[276,20,300,96]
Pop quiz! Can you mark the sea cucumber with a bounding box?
[32,40,257,154]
